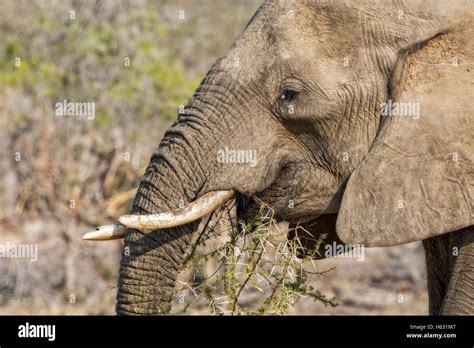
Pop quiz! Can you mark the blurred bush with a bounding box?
[0,0,260,314]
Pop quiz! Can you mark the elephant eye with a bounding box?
[280,89,299,102]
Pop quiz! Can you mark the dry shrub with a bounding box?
[174,202,337,315]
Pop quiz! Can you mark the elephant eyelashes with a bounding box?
[280,89,299,102]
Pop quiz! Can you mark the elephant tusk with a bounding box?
[83,223,126,241]
[82,190,235,241]
[118,190,235,231]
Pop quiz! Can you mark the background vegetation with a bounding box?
[0,0,428,314]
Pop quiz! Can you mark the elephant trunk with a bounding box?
[116,126,209,314]
[116,69,259,314]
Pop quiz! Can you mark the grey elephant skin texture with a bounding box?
[116,0,474,315]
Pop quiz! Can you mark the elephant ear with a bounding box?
[336,34,474,247]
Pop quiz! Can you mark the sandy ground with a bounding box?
[290,242,428,315]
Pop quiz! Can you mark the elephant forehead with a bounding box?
[209,1,371,92]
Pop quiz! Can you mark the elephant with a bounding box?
[84,0,473,315]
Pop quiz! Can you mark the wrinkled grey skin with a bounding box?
[116,0,473,315]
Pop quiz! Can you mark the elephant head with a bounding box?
[85,0,473,314]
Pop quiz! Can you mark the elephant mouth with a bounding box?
[234,173,315,227]
[236,191,323,227]
[233,166,344,228]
